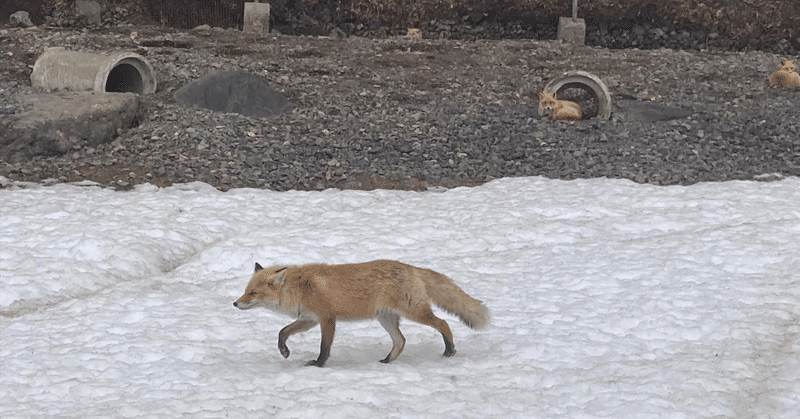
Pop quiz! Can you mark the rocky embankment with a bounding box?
[1,23,798,190]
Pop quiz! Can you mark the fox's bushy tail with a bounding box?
[421,269,489,330]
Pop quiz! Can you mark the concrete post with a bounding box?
[557,0,585,44]
[244,2,271,34]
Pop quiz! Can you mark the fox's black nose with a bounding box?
[233,302,238,308]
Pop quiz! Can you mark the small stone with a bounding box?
[9,11,34,28]
[753,173,784,182]
[330,28,346,39]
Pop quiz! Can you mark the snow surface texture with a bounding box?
[1,177,798,418]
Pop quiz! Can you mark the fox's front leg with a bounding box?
[306,317,336,367]
[278,320,317,359]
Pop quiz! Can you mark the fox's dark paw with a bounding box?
[278,342,290,358]
[279,347,290,358]
[443,348,456,357]
[305,359,325,367]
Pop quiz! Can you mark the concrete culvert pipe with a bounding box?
[31,47,156,94]
[542,70,612,119]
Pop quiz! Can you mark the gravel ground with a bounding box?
[1,25,799,191]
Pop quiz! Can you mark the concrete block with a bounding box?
[557,17,586,45]
[243,2,270,34]
[1,92,139,162]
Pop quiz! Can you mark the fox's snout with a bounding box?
[233,299,254,310]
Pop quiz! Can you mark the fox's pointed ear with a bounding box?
[273,267,288,286]
[255,263,264,272]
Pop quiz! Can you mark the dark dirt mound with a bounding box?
[173,70,292,118]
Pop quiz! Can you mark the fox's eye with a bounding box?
[248,291,257,296]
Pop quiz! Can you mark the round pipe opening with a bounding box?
[106,63,145,93]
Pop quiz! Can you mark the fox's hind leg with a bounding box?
[378,311,406,363]
[403,304,456,358]
[278,319,317,359]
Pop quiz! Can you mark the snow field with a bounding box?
[1,177,798,418]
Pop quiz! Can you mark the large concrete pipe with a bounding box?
[31,47,156,94]
[542,70,612,119]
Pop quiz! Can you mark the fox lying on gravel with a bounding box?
[406,28,422,39]
[539,91,582,121]
[768,59,800,89]
[233,260,489,367]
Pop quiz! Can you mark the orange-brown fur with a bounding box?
[233,260,488,367]
[769,59,800,89]
[406,28,422,39]
[539,91,582,121]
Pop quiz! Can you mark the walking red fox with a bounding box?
[233,260,489,367]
